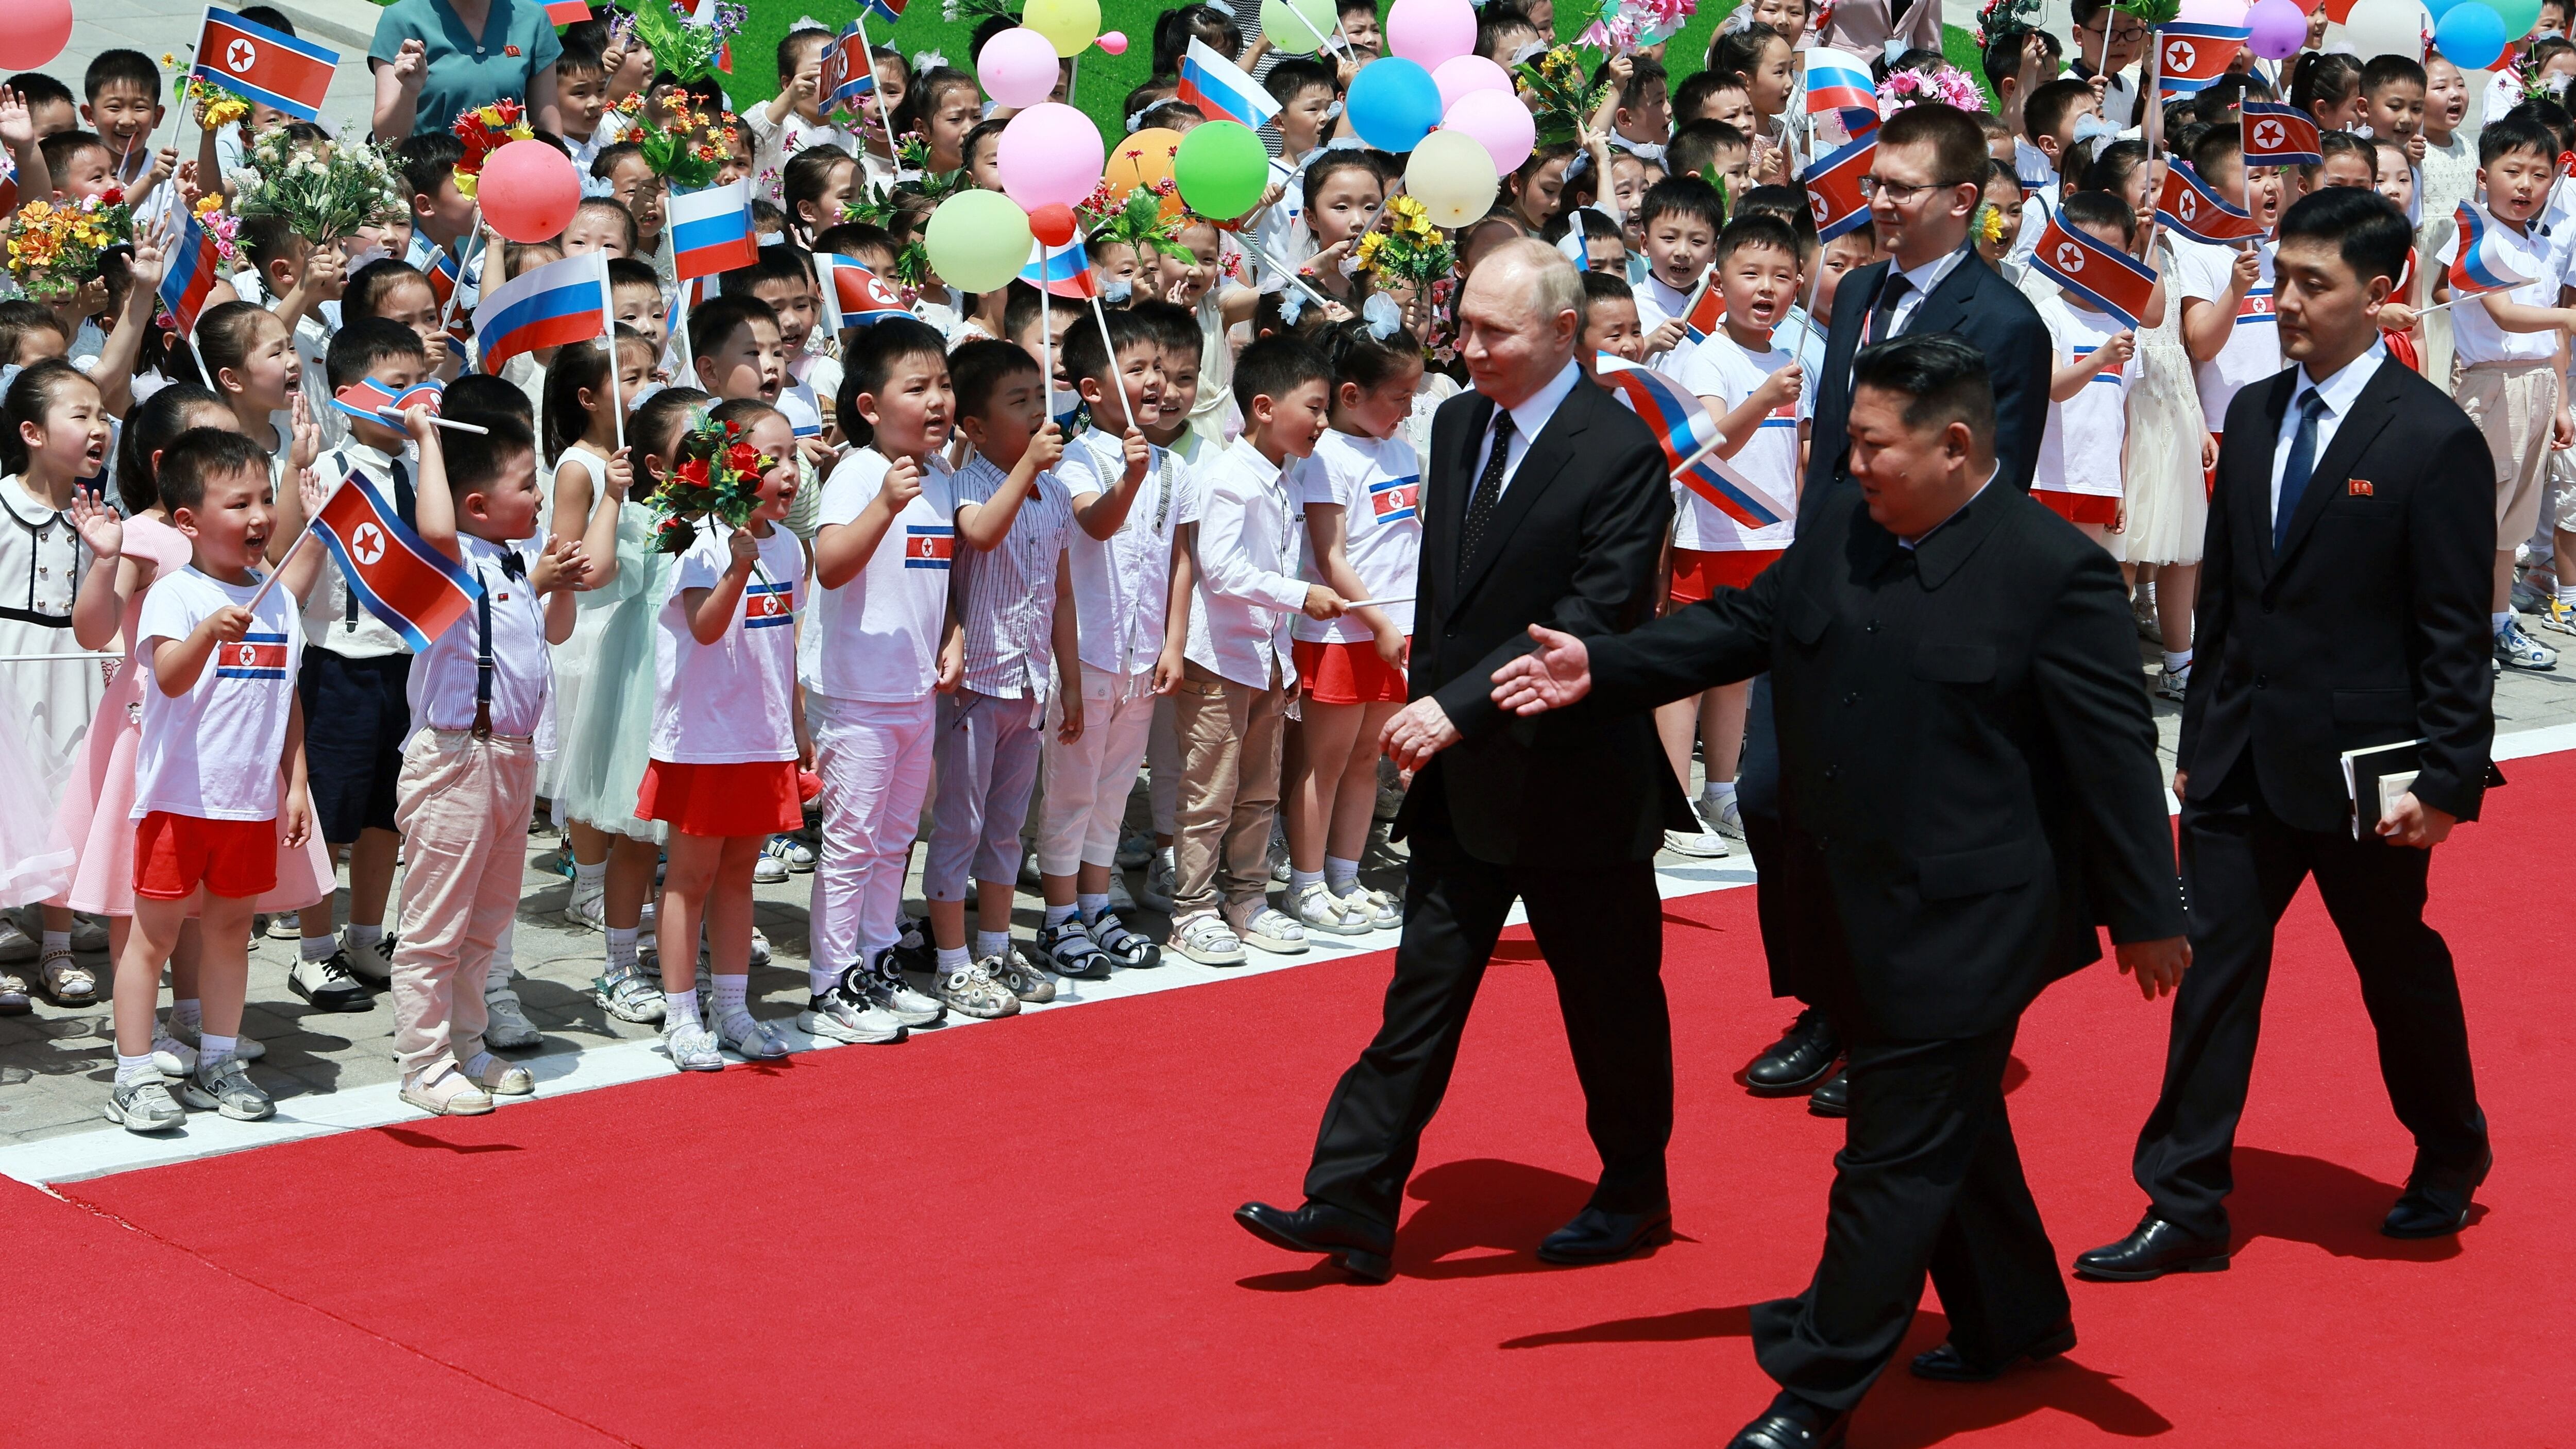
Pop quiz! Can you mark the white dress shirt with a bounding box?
[1185,437,1313,691]
[2268,339,2388,522]
[1876,243,1976,341]
[406,534,552,744]
[1467,357,1584,500]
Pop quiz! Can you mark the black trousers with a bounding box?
[2131,762,2488,1239]
[1751,1012,2068,1411]
[1301,827,1674,1230]
[1736,674,1812,1004]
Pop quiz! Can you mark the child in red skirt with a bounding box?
[639,399,808,1072]
[1285,316,1424,938]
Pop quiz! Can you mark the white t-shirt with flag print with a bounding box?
[806,447,957,704]
[1671,332,1799,553]
[132,567,305,823]
[2177,237,2278,425]
[652,522,803,765]
[1296,430,1422,645]
[2031,287,2131,504]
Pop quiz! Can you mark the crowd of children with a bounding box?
[0,0,2569,1129]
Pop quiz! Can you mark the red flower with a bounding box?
[675,458,711,487]
[97,186,125,206]
[724,441,762,477]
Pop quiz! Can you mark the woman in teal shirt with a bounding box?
[370,0,565,140]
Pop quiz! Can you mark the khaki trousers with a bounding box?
[391,730,536,1077]
[1171,660,1286,924]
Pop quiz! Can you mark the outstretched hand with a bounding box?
[1488,624,1594,716]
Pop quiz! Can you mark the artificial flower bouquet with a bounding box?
[647,412,773,554]
[227,128,405,244]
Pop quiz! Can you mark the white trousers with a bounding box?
[1037,669,1157,876]
[808,692,935,971]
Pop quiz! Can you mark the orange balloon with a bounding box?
[1105,127,1185,219]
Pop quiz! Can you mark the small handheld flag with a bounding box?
[328,378,401,423]
[1801,135,1876,243]
[193,8,340,123]
[2153,20,2248,97]
[471,251,612,374]
[1020,238,1101,300]
[815,254,912,329]
[1803,49,1881,137]
[2027,208,2159,330]
[158,210,222,341]
[819,21,876,112]
[2240,100,2324,168]
[667,180,759,280]
[861,0,906,23]
[544,0,592,22]
[1595,357,1790,530]
[688,0,733,72]
[1179,39,1282,130]
[2154,160,2263,246]
[2447,202,2535,299]
[1680,272,1728,347]
[308,469,483,651]
[423,245,476,339]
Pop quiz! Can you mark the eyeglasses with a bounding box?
[1858,175,1969,204]
[2082,17,2148,42]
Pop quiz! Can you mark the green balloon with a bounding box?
[1175,121,1272,221]
[1261,0,1338,55]
[2493,0,2545,37]
[923,190,1035,294]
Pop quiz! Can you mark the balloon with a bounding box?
[2246,0,2311,56]
[1405,129,1500,226]
[1173,120,1271,219]
[996,101,1105,211]
[1260,0,1340,55]
[1442,89,1537,173]
[2433,0,2507,64]
[1029,203,1079,248]
[1106,127,1184,218]
[924,191,1035,293]
[1387,0,1479,67]
[2488,0,2544,35]
[976,27,1061,109]
[2421,0,2467,16]
[0,0,69,70]
[2175,0,2251,23]
[2340,0,2432,59]
[1347,57,1445,152]
[1432,54,1513,111]
[480,141,583,243]
[1021,0,1101,58]
[1097,30,1129,55]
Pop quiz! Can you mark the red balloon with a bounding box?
[1029,203,1079,248]
[0,0,70,70]
[479,140,584,244]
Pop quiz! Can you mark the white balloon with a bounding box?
[2338,0,2432,63]
[1404,128,1499,227]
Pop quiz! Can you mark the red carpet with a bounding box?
[21,754,2576,1447]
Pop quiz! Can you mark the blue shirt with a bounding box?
[370,0,563,138]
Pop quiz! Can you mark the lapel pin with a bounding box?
[2348,480,2374,497]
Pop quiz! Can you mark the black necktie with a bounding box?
[2275,389,2326,553]
[1459,408,1514,579]
[1868,272,1913,346]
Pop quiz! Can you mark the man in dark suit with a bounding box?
[1492,333,2190,1449]
[2078,190,2498,1282]
[1740,100,2055,1116]
[1234,239,1696,1282]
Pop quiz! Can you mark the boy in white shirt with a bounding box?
[1167,336,1348,966]
[1633,177,1725,357]
[387,414,580,1116]
[2026,191,2138,553]
[2005,79,2098,265]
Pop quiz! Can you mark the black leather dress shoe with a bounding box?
[1806,1069,1849,1118]
[1535,1203,1673,1265]
[2383,1147,2493,1239]
[1233,1200,1395,1282]
[1910,1320,2077,1382]
[2073,1213,2231,1281]
[1744,1008,1841,1096]
[1725,1391,1850,1449]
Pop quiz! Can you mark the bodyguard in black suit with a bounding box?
[1235,240,1695,1281]
[1739,101,2055,1111]
[2080,191,2498,1283]
[1493,334,2189,1449]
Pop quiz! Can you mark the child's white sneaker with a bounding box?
[482,980,543,1049]
[936,961,1021,1019]
[986,949,1056,1004]
[1141,848,1177,912]
[167,1015,264,1062]
[150,1034,197,1078]
[799,985,908,1045]
[181,1055,273,1121]
[105,1077,184,1133]
[340,928,397,986]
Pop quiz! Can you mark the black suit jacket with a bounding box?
[1394,372,1695,866]
[1585,481,2184,1038]
[1804,250,2054,520]
[2179,359,2497,832]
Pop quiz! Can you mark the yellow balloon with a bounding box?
[1022,0,1101,58]
[1404,129,1498,227]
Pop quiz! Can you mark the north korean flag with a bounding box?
[1801,135,1875,243]
[214,632,291,681]
[903,524,953,569]
[2155,160,2264,246]
[2027,207,2159,330]
[194,9,340,123]
[819,21,876,113]
[1680,272,1728,347]
[816,253,912,329]
[2153,21,2247,96]
[308,468,483,651]
[1368,474,1421,525]
[742,578,794,628]
[2241,100,2324,168]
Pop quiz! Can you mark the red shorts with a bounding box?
[1294,637,1410,705]
[1669,547,1785,606]
[133,812,279,901]
[2036,489,2121,525]
[2205,431,2219,499]
[636,759,805,838]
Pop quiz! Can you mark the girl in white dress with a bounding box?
[536,328,649,815]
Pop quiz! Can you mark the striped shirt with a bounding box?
[951,453,1078,706]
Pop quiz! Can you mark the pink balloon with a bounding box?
[1442,89,1536,175]
[1386,0,1478,69]
[978,26,1063,110]
[1432,54,1512,111]
[2245,0,2309,57]
[1097,30,1129,56]
[996,102,1106,211]
[480,140,583,244]
[0,0,70,70]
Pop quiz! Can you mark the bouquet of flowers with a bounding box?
[940,0,1018,25]
[228,129,406,244]
[1878,64,1985,115]
[1354,194,1455,288]
[1079,184,1193,266]
[1578,0,1696,55]
[646,412,774,554]
[1971,0,2047,49]
[619,93,737,191]
[452,100,535,200]
[192,194,244,268]
[630,0,747,84]
[1514,46,1612,148]
[166,59,250,130]
[6,192,133,301]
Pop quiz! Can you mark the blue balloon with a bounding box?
[1346,57,1444,153]
[2421,0,2467,15]
[2435,2,2508,70]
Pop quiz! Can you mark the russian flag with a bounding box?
[1803,48,1880,137]
[1594,356,1790,529]
[689,0,732,72]
[2027,208,2159,330]
[862,0,906,26]
[1020,238,1100,300]
[2154,160,2263,246]
[815,253,911,329]
[1801,135,1875,243]
[544,0,591,22]
[2154,21,2247,96]
[668,180,758,281]
[308,468,483,651]
[2448,202,2535,298]
[1179,39,1281,130]
[820,21,875,112]
[2240,100,2323,168]
[472,250,612,374]
[194,9,340,123]
[158,210,222,341]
